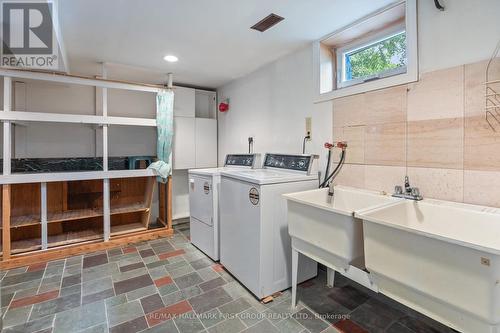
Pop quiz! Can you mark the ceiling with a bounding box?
[59,0,396,88]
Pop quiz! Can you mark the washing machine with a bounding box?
[188,154,261,261]
[219,153,319,299]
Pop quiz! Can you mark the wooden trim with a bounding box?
[167,176,173,230]
[0,227,173,270]
[141,177,155,228]
[2,185,11,260]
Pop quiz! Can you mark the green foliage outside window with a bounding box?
[346,32,407,80]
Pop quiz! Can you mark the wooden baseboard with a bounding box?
[0,228,174,270]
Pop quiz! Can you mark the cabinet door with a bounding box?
[173,86,195,117]
[195,118,217,168]
[173,117,196,169]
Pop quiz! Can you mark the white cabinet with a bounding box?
[174,86,195,117]
[195,118,217,168]
[172,88,217,170]
[173,117,196,169]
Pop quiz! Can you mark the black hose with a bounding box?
[319,150,346,188]
[323,149,332,185]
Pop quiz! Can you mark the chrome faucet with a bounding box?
[392,176,423,200]
[326,181,335,204]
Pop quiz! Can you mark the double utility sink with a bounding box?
[284,185,500,333]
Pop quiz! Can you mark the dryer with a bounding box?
[188,154,260,261]
[219,154,318,299]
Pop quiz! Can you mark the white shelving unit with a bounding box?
[0,67,164,259]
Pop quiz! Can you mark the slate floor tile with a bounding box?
[1,270,45,287]
[334,319,369,333]
[82,276,112,296]
[107,300,144,327]
[243,319,280,333]
[173,272,203,290]
[386,321,415,333]
[120,262,146,273]
[82,288,115,305]
[158,283,180,296]
[188,287,233,314]
[173,311,205,333]
[218,297,251,316]
[77,322,108,333]
[275,317,304,333]
[146,300,192,327]
[140,293,165,314]
[328,285,370,311]
[2,305,33,328]
[30,292,81,321]
[198,277,226,292]
[82,254,108,269]
[126,285,158,301]
[139,249,156,258]
[141,319,179,333]
[198,308,224,329]
[293,308,329,333]
[53,300,106,333]
[3,314,55,333]
[109,316,148,333]
[189,257,213,270]
[207,316,246,333]
[113,274,153,295]
[350,298,404,332]
[9,290,59,309]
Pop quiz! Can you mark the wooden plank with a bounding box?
[167,176,173,230]
[141,177,155,228]
[2,185,11,259]
[41,183,48,250]
[0,228,173,270]
[111,223,147,236]
[103,179,110,241]
[157,181,167,227]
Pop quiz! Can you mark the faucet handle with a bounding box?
[411,187,420,197]
[394,185,403,194]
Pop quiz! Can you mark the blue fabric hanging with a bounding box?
[148,89,174,183]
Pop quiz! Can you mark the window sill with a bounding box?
[314,70,417,103]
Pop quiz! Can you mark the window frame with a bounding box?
[313,0,418,103]
[335,24,407,89]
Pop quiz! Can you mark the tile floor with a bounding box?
[0,223,457,333]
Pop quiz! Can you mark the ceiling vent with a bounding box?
[250,13,284,32]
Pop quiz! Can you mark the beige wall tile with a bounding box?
[407,167,463,202]
[464,170,500,208]
[333,163,365,189]
[331,127,344,163]
[407,66,464,121]
[407,117,463,169]
[465,58,500,118]
[364,165,406,194]
[365,85,407,125]
[364,122,406,166]
[464,115,500,171]
[332,93,365,127]
[343,126,365,164]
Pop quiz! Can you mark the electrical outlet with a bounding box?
[305,117,312,137]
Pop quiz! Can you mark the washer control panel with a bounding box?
[263,154,312,172]
[224,154,257,167]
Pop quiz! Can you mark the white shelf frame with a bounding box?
[1,67,163,251]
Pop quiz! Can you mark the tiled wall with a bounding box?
[332,58,500,207]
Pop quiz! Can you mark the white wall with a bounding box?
[217,0,500,177]
[218,46,333,176]
[418,0,500,74]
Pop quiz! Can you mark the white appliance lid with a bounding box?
[221,169,317,185]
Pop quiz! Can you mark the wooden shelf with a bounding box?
[10,215,40,228]
[4,203,148,229]
[111,223,147,236]
[11,239,41,254]
[48,230,102,248]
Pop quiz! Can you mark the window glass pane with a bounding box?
[344,31,407,81]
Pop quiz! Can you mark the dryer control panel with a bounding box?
[224,154,259,168]
[263,154,313,173]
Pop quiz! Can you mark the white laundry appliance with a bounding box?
[188,154,261,261]
[219,153,319,299]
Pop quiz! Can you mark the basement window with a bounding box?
[337,28,407,89]
[315,0,417,101]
